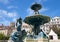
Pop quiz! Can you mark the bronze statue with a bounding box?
[8,17,27,42]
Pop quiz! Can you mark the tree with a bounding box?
[0,33,9,40]
[24,14,50,35]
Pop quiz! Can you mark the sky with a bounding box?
[0,0,60,26]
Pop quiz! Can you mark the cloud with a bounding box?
[38,0,47,2]
[0,16,5,21]
[35,0,47,3]
[26,0,48,16]
[39,8,48,13]
[0,0,16,4]
[27,8,34,16]
[0,16,10,26]
[0,10,18,18]
[13,18,17,22]
[0,0,9,4]
[0,20,10,26]
[7,6,18,9]
[27,7,48,16]
[7,12,17,17]
[0,9,18,26]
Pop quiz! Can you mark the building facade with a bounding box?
[50,16,60,28]
[0,23,15,36]
[40,16,60,34]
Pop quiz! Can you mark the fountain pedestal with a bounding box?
[38,38,48,42]
[24,38,48,42]
[24,30,49,42]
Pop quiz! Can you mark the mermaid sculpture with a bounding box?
[8,17,27,42]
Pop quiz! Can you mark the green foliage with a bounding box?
[24,15,50,25]
[58,36,60,39]
[4,36,10,40]
[0,33,9,40]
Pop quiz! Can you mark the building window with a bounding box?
[57,19,59,21]
[49,35,53,40]
[54,19,55,21]
[57,22,59,24]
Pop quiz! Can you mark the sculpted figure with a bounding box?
[8,17,27,42]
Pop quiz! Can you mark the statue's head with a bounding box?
[17,17,22,24]
[16,17,22,31]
